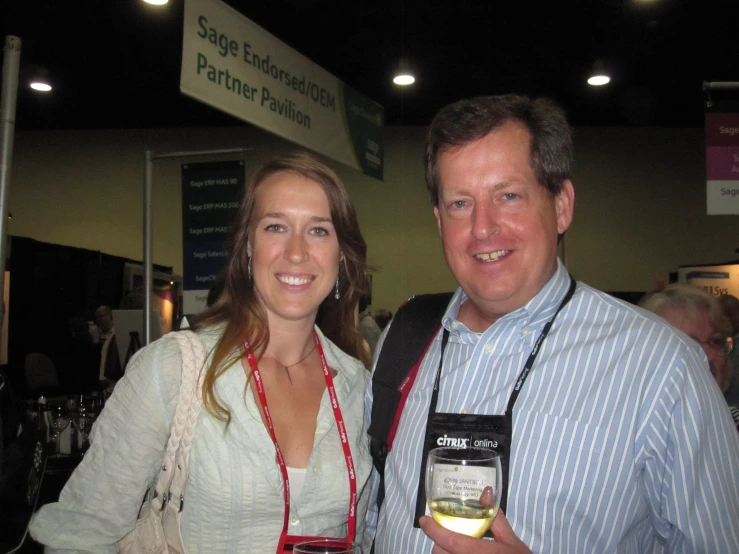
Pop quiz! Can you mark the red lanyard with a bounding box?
[245,331,357,553]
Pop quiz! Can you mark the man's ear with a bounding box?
[555,180,575,235]
[433,206,442,236]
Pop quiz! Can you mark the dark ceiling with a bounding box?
[2,0,738,132]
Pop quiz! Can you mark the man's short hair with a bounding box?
[424,94,573,206]
[94,306,112,320]
[639,283,732,338]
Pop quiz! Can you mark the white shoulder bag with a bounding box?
[118,330,207,554]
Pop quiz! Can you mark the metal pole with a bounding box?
[0,36,21,343]
[703,81,739,91]
[144,150,153,345]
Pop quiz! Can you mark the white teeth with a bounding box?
[277,275,312,285]
[475,250,508,261]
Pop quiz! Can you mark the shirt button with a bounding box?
[484,344,494,353]
[312,465,319,473]
[451,322,460,330]
[291,517,299,525]
[461,408,469,414]
[522,328,530,336]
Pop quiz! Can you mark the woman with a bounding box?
[30,151,374,552]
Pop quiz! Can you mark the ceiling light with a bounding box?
[587,59,611,87]
[30,81,52,92]
[28,66,53,92]
[392,60,415,86]
[588,75,611,86]
[393,74,415,86]
[143,0,169,5]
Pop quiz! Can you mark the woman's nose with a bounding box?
[285,233,308,262]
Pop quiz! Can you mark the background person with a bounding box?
[30,152,374,553]
[367,94,739,554]
[641,284,739,430]
[93,305,122,391]
[372,309,392,331]
[718,293,739,406]
[359,296,382,359]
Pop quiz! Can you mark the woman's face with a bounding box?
[248,172,341,328]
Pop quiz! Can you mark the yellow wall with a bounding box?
[10,124,739,315]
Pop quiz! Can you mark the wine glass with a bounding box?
[425,447,502,538]
[76,404,93,450]
[292,539,362,553]
[51,404,70,454]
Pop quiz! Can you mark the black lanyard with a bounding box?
[412,276,577,522]
[429,276,577,417]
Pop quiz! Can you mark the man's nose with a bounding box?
[471,204,500,240]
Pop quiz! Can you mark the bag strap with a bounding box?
[368,292,452,509]
[150,330,207,511]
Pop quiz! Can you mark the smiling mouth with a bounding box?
[475,250,509,262]
[276,274,314,285]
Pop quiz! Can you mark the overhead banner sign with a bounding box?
[181,0,384,180]
[181,160,244,315]
[705,112,739,214]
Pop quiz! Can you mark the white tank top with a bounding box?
[287,466,307,499]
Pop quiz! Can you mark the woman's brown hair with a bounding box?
[188,151,370,424]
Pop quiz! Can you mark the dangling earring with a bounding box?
[334,277,340,300]
[248,257,252,280]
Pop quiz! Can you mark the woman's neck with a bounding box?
[264,317,317,360]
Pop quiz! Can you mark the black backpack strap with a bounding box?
[368,292,453,513]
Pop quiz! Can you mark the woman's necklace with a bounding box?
[264,342,316,385]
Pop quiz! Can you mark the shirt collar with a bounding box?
[442,258,574,334]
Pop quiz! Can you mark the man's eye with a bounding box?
[451,200,467,209]
[503,193,519,201]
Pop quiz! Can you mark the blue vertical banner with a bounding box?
[182,160,245,314]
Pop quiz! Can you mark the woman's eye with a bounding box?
[265,224,284,233]
[310,227,330,237]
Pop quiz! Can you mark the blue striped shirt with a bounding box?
[366,260,739,553]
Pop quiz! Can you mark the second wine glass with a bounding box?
[51,404,70,454]
[292,539,361,553]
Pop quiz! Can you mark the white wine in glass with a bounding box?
[425,447,502,538]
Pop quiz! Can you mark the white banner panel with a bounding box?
[678,263,739,297]
[181,0,384,179]
[183,289,209,315]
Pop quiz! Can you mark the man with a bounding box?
[359,296,382,358]
[94,305,122,391]
[718,293,739,406]
[641,284,739,430]
[366,95,739,553]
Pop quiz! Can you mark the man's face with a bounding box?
[95,309,113,334]
[662,307,731,390]
[434,121,574,331]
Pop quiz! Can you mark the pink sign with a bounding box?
[706,112,739,215]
